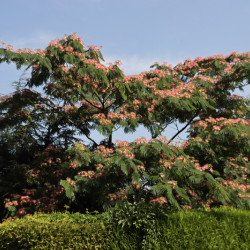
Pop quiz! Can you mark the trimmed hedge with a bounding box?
[0,212,139,249]
[0,208,249,249]
[159,208,250,250]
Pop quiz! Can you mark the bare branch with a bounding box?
[84,133,98,146]
[168,109,200,145]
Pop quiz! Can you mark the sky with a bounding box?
[0,0,249,143]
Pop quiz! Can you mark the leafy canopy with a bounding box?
[0,33,249,219]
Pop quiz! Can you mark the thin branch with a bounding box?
[93,90,103,106]
[77,97,103,111]
[112,124,121,132]
[84,133,98,146]
[67,117,98,146]
[168,109,200,145]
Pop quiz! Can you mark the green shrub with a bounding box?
[109,204,250,249]
[108,199,173,249]
[0,212,139,249]
[159,207,250,250]
[0,208,249,249]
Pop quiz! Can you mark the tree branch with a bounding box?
[67,117,98,146]
[167,109,200,145]
[108,132,112,148]
[84,133,98,146]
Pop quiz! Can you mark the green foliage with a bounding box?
[58,138,246,214]
[107,199,171,249]
[0,207,249,249]
[159,208,250,249]
[0,33,249,220]
[0,212,139,250]
[108,206,250,249]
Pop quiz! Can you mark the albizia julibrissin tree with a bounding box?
[0,33,249,219]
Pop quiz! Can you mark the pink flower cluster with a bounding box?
[167,180,177,189]
[116,147,135,160]
[77,171,95,178]
[85,59,109,73]
[136,165,145,172]
[222,181,249,193]
[150,196,168,205]
[0,41,45,56]
[96,145,114,157]
[66,178,76,186]
[192,117,249,130]
[107,193,117,201]
[154,82,197,99]
[75,142,86,151]
[88,45,103,52]
[134,137,148,144]
[106,111,140,121]
[181,205,192,209]
[115,140,129,147]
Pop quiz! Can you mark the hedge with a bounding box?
[0,208,249,249]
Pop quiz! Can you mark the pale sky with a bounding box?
[0,0,249,142]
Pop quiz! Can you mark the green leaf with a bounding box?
[166,186,180,209]
[189,175,203,184]
[7,206,17,213]
[152,183,167,196]
[40,57,52,71]
[152,141,162,151]
[175,186,191,203]
[120,161,129,176]
[78,67,87,76]
[60,180,75,201]
[93,153,104,162]
[64,54,75,64]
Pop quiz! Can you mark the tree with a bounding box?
[0,34,249,219]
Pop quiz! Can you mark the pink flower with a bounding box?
[136,165,145,172]
[159,173,165,178]
[88,45,103,52]
[17,209,26,215]
[108,193,117,201]
[150,196,168,205]
[182,205,192,209]
[115,140,129,147]
[213,125,221,131]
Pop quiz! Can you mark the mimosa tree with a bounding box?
[0,34,249,219]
